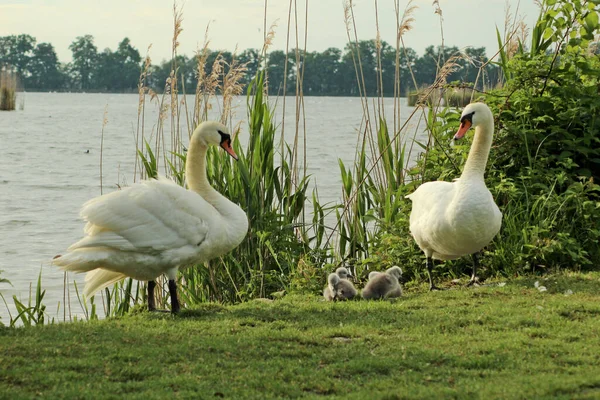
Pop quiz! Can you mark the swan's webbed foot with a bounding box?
[465,277,480,287]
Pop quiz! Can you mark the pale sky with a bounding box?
[0,0,541,63]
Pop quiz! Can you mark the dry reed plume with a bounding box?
[503,1,529,59]
[220,51,248,127]
[261,20,278,95]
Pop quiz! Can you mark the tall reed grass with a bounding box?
[80,1,322,315]
[0,68,17,111]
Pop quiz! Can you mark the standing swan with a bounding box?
[406,103,502,290]
[53,121,248,313]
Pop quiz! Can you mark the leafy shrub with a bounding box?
[382,0,600,279]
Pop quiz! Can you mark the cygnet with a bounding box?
[323,273,357,301]
[362,266,403,300]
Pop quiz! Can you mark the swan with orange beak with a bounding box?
[406,103,502,289]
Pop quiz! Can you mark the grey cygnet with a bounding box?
[323,270,357,301]
[362,266,403,300]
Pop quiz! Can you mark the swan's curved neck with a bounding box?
[460,119,493,181]
[186,143,216,197]
[186,143,236,218]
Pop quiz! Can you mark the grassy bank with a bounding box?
[1,272,599,399]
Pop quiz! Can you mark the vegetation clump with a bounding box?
[0,68,17,110]
[366,0,600,282]
[0,33,496,95]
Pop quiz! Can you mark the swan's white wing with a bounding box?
[69,177,218,253]
[406,181,456,230]
[407,180,502,258]
[406,181,458,256]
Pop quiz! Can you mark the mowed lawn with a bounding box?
[1,273,599,399]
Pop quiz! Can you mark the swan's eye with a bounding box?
[218,130,231,144]
[460,111,475,123]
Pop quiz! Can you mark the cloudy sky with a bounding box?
[1,0,541,63]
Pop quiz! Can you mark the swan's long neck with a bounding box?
[186,143,243,224]
[460,120,493,181]
[186,143,218,199]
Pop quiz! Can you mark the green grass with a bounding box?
[1,272,599,399]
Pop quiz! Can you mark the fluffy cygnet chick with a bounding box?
[335,266,353,280]
[362,266,403,300]
[323,273,358,301]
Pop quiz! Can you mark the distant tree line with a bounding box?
[0,34,499,96]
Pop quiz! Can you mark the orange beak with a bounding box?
[220,139,238,160]
[454,120,472,140]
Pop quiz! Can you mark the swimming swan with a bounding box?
[362,266,403,300]
[406,103,502,290]
[53,121,248,313]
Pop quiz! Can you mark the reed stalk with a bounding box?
[88,0,316,313]
[0,68,17,111]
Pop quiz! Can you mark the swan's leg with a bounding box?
[467,253,479,286]
[147,280,157,311]
[427,257,443,291]
[168,279,180,314]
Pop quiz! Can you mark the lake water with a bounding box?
[0,92,427,322]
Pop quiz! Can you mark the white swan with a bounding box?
[406,103,502,290]
[53,121,248,313]
[362,266,403,300]
[323,268,357,301]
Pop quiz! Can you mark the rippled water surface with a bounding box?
[0,92,426,322]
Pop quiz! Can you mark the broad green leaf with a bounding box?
[585,10,599,30]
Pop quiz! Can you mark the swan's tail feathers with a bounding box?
[83,269,128,298]
[51,249,106,273]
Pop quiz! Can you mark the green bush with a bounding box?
[379,0,600,279]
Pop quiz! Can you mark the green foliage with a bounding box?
[384,1,600,280]
[0,270,9,286]
[68,35,98,91]
[183,71,317,302]
[0,270,10,326]
[5,271,50,327]
[136,139,159,179]
[0,34,36,76]
[331,115,415,278]
[531,0,600,55]
[1,32,500,94]
[490,178,600,274]
[287,257,328,295]
[491,53,600,182]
